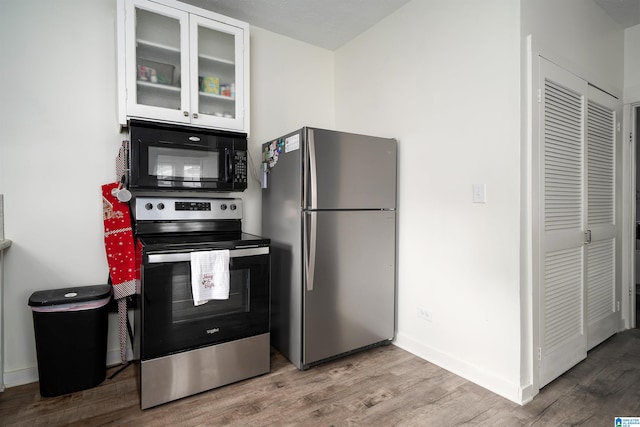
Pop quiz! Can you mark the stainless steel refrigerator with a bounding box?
[261,127,397,370]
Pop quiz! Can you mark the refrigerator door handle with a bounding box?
[308,129,318,210]
[304,211,317,291]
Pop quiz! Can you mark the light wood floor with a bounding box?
[2,329,640,426]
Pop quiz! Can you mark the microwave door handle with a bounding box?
[224,149,232,183]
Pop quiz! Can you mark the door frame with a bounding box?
[622,102,639,329]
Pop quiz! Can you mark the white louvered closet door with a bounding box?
[537,58,620,388]
[538,58,588,388]
[585,86,617,350]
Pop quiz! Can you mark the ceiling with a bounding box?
[181,0,640,51]
[180,0,411,50]
[593,0,640,28]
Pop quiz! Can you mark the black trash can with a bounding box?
[28,284,111,397]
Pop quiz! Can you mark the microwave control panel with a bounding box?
[234,151,248,186]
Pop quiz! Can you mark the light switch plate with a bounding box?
[473,184,486,203]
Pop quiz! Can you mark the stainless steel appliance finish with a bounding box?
[262,127,397,370]
[133,195,270,409]
[134,196,243,221]
[140,333,270,410]
[146,246,268,264]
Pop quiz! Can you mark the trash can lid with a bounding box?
[28,284,112,307]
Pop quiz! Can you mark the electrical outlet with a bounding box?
[417,306,432,322]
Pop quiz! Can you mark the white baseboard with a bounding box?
[3,366,38,388]
[3,348,133,389]
[519,383,535,404]
[394,332,533,405]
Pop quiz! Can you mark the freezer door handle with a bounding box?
[304,211,317,291]
[307,129,318,210]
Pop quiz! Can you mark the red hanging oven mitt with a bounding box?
[102,182,137,363]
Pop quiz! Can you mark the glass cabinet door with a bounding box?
[190,15,245,130]
[125,0,190,123]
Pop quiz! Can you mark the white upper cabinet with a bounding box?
[117,0,250,133]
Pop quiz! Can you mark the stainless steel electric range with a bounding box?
[132,195,270,409]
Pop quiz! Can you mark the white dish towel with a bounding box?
[190,250,230,306]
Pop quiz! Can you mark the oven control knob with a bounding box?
[230,204,237,211]
[157,203,165,210]
[220,203,228,211]
[145,203,153,210]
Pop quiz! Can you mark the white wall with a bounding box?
[334,0,624,404]
[625,24,640,103]
[0,0,334,386]
[245,27,334,235]
[335,0,524,402]
[522,0,624,98]
[0,0,123,386]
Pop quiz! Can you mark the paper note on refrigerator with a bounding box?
[285,134,300,153]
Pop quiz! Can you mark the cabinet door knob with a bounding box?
[183,111,189,117]
[192,113,199,119]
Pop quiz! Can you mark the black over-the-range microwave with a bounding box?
[127,120,248,192]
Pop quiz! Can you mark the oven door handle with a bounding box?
[146,247,269,264]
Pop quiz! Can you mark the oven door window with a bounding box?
[140,254,269,360]
[172,269,249,323]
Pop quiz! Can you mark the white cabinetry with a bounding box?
[117,0,249,133]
